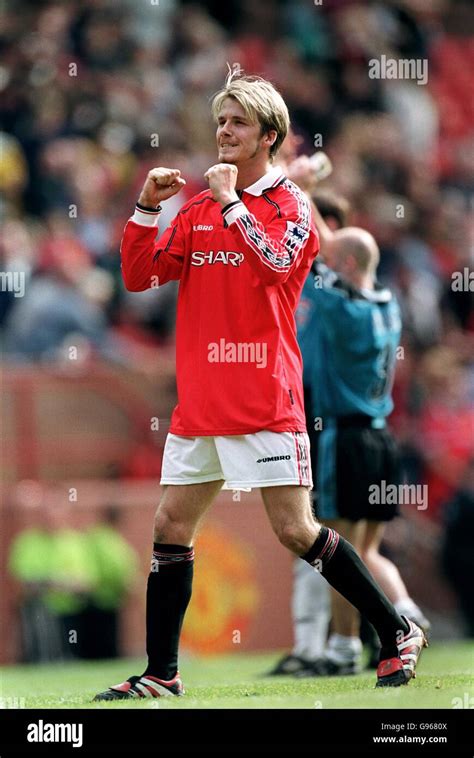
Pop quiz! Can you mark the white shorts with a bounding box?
[160,431,312,490]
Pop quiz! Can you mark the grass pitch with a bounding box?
[1,642,473,709]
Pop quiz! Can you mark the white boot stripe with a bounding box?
[139,678,173,697]
[399,639,422,650]
[140,677,162,694]
[134,683,152,698]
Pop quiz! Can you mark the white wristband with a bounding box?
[222,201,247,226]
[131,207,161,227]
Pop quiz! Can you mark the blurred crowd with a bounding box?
[1,0,473,524]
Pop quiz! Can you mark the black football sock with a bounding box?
[302,527,409,660]
[143,543,194,680]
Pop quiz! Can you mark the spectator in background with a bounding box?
[8,489,63,663]
[81,506,139,659]
[43,500,99,659]
[8,494,97,661]
[3,219,113,362]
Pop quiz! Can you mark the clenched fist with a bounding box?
[204,163,239,206]
[138,168,186,208]
[286,153,332,193]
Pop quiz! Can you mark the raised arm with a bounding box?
[285,155,335,255]
[120,167,187,291]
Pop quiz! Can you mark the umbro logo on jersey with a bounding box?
[193,224,213,231]
[191,251,244,267]
[256,455,291,463]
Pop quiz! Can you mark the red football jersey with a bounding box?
[121,166,319,435]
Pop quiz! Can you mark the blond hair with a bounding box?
[211,68,290,160]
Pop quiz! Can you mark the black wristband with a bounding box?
[136,202,162,213]
[221,199,242,215]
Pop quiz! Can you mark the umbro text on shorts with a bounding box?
[160,431,312,490]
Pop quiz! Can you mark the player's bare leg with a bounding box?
[362,522,412,605]
[261,485,426,686]
[94,480,223,701]
[261,485,319,555]
[153,481,224,545]
[361,521,430,632]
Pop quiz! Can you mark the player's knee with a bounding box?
[153,507,192,546]
[276,522,315,555]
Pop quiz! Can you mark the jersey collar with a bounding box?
[242,166,286,196]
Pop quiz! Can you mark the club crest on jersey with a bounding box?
[191,250,244,267]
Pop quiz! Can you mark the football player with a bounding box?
[94,71,426,701]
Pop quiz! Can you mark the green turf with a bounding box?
[1,642,473,709]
